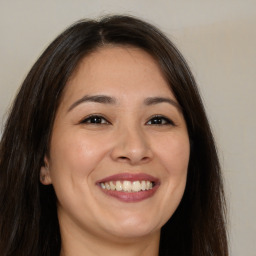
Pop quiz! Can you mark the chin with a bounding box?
[102,216,161,239]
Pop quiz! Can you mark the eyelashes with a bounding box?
[80,115,110,125]
[146,115,175,126]
[80,114,175,126]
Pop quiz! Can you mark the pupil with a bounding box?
[92,117,101,123]
[152,118,161,124]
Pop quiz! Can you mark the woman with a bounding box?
[0,15,228,255]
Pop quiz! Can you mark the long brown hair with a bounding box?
[0,15,228,255]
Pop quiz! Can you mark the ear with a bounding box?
[40,157,52,185]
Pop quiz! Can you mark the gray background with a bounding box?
[0,1,255,255]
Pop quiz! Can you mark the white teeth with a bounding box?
[147,181,152,190]
[141,180,146,191]
[100,180,154,192]
[115,181,122,191]
[110,181,115,191]
[123,181,132,192]
[132,181,141,192]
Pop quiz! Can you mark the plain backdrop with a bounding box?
[0,1,255,255]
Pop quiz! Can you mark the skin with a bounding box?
[40,46,190,256]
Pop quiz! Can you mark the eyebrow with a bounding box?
[68,95,116,112]
[68,95,180,112]
[144,97,181,110]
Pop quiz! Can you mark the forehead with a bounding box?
[61,46,174,106]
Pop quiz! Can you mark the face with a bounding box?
[41,46,190,242]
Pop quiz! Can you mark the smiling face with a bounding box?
[40,46,190,246]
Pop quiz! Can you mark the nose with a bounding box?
[110,126,153,165]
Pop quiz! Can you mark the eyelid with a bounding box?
[146,115,175,126]
[78,114,175,126]
[79,114,111,125]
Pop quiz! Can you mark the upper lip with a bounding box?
[96,172,160,184]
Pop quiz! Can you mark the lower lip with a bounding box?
[99,184,159,203]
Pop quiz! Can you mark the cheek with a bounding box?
[155,133,190,176]
[47,131,112,219]
[49,131,110,182]
[149,133,190,226]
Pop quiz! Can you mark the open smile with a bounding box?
[96,173,160,202]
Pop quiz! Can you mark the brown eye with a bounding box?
[81,115,109,124]
[146,115,174,126]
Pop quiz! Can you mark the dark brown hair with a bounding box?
[0,15,228,256]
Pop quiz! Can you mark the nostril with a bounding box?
[117,156,130,163]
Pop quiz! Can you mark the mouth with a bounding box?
[100,180,154,192]
[96,173,160,202]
